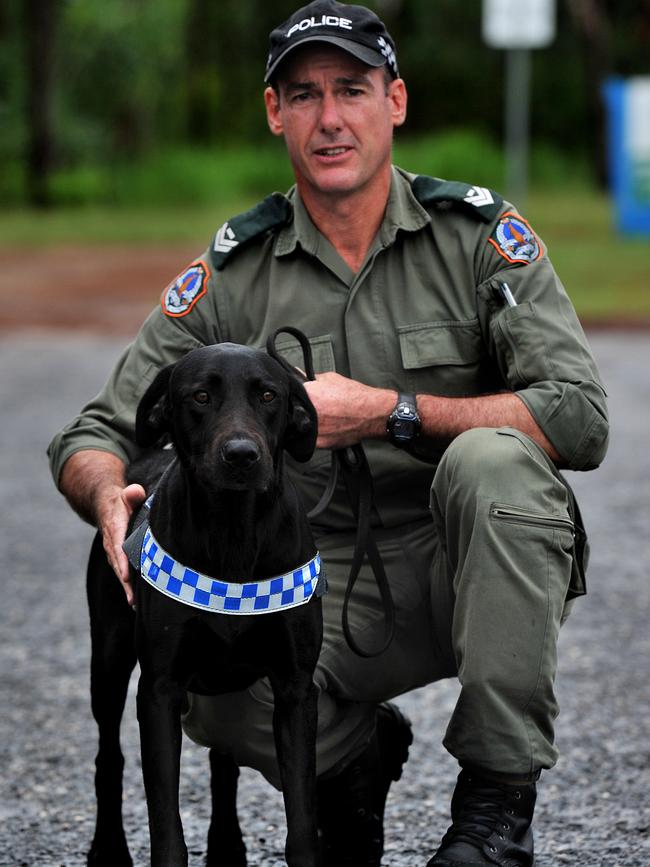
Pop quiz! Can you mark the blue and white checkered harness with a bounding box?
[140,527,321,615]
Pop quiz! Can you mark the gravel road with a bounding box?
[1,330,648,867]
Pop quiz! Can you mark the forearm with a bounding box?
[59,449,145,606]
[306,373,561,463]
[59,450,127,527]
[416,391,561,463]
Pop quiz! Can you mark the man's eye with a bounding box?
[193,390,210,405]
[262,391,276,403]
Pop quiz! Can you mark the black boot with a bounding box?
[427,768,537,867]
[317,702,413,867]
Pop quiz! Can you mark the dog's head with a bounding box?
[135,344,318,492]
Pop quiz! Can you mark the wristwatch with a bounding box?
[386,392,421,448]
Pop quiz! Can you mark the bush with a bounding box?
[394,129,505,189]
[5,130,594,208]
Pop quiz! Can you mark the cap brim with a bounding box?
[265,35,386,83]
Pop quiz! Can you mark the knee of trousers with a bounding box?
[431,426,567,521]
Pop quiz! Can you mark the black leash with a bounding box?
[267,327,395,659]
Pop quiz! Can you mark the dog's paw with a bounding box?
[205,842,247,867]
[88,837,133,867]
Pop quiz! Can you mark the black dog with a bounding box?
[86,343,323,867]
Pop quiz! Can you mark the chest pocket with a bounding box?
[271,333,336,375]
[397,319,484,395]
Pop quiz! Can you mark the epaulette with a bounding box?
[411,175,503,223]
[210,193,293,271]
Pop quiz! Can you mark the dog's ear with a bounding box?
[135,363,175,447]
[284,374,318,463]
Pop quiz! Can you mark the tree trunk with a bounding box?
[23,0,59,207]
[566,0,612,187]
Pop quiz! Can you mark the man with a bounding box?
[49,2,608,865]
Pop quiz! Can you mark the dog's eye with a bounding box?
[261,390,276,403]
[193,390,210,405]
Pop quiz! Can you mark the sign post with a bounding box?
[482,0,556,208]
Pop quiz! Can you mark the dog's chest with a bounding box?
[183,612,277,695]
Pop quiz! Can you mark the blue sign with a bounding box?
[604,77,650,235]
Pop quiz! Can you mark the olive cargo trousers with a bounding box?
[182,427,576,788]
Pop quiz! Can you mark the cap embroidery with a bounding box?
[286,15,353,39]
[377,36,397,75]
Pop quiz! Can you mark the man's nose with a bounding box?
[319,92,343,132]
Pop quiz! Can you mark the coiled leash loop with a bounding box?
[267,327,395,659]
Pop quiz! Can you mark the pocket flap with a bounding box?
[398,320,482,369]
[273,334,336,374]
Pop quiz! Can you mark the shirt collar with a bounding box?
[274,166,431,259]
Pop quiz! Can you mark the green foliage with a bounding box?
[3,129,595,208]
[395,131,505,189]
[43,141,294,206]
[57,0,187,161]
[2,0,649,205]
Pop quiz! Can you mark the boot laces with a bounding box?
[441,777,510,850]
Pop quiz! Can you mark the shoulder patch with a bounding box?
[411,175,503,223]
[162,259,209,318]
[210,193,293,271]
[488,212,541,265]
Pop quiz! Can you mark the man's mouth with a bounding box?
[314,146,351,157]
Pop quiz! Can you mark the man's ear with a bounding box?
[283,374,318,463]
[264,85,284,137]
[389,77,408,128]
[135,363,175,447]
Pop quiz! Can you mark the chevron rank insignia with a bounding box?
[210,193,293,270]
[411,175,503,222]
[464,185,495,208]
[161,260,209,318]
[489,212,541,265]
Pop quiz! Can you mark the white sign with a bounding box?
[482,0,556,49]
[626,77,650,159]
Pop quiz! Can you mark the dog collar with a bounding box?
[139,526,322,615]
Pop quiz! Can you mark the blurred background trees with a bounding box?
[2,0,649,207]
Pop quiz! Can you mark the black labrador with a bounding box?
[86,343,323,867]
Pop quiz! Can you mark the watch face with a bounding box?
[392,417,418,441]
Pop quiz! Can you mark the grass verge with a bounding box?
[1,181,648,323]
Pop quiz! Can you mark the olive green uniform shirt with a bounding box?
[48,167,608,530]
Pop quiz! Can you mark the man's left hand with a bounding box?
[303,372,396,450]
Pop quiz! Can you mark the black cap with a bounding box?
[265,0,398,83]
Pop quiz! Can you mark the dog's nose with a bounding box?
[221,438,261,468]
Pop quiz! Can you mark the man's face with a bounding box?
[264,46,407,200]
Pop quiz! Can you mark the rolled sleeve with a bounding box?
[47,307,205,487]
[477,253,609,471]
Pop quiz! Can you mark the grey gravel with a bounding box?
[1,330,648,867]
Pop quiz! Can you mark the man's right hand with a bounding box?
[96,482,147,607]
[59,450,146,607]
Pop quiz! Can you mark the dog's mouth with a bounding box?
[217,472,273,492]
[206,454,276,493]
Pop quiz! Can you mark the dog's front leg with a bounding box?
[271,672,320,867]
[136,669,187,866]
